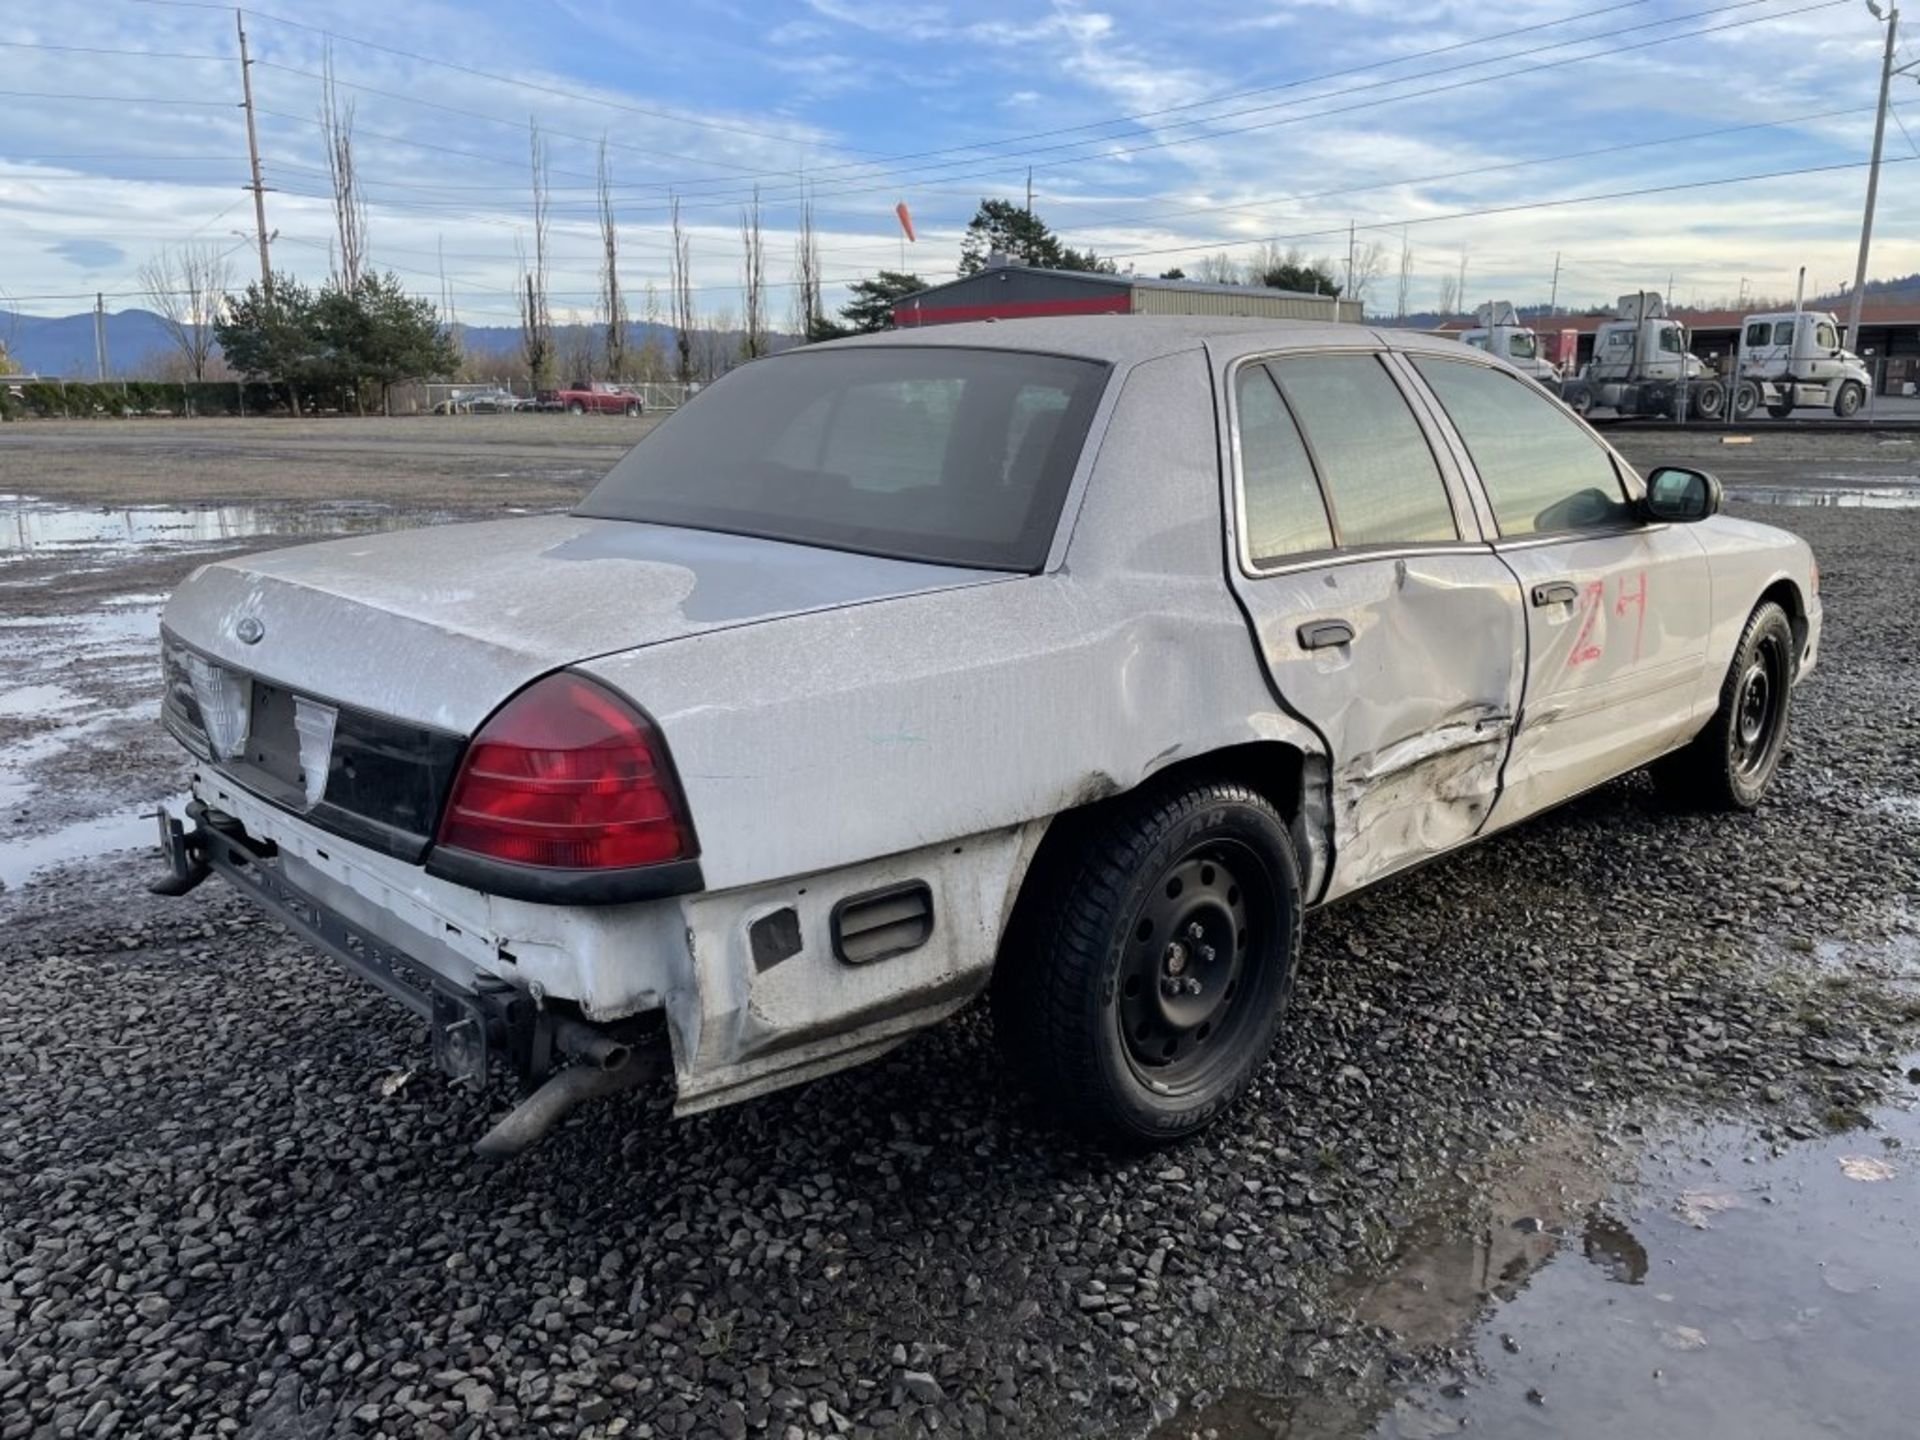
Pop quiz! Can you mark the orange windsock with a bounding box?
[894,201,916,243]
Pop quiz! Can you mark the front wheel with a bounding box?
[992,780,1302,1144]
[1652,601,1795,811]
[1834,381,1865,418]
[624,401,642,416]
[567,401,586,415]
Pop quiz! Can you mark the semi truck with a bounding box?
[1457,301,1562,388]
[1558,291,1726,422]
[1731,310,1873,419]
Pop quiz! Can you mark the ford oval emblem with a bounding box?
[236,616,265,645]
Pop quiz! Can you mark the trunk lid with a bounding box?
[163,514,1007,734]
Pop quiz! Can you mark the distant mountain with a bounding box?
[2,307,792,380]
[2,307,177,378]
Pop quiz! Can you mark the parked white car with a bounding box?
[154,317,1821,1155]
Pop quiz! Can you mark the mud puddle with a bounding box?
[1734,479,1920,509]
[0,495,418,558]
[1156,1056,1920,1439]
[0,795,186,891]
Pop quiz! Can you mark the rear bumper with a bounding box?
[156,800,638,1091]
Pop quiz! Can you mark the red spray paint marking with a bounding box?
[1614,570,1648,663]
[1568,581,1607,667]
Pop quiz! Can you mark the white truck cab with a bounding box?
[1735,310,1872,419]
[1562,291,1724,422]
[1458,301,1561,387]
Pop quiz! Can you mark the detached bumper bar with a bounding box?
[152,802,659,1153]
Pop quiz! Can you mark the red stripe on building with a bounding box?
[893,294,1131,327]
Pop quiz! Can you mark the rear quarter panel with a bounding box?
[576,347,1325,895]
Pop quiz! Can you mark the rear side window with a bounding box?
[1745,322,1771,347]
[1413,357,1632,536]
[1267,355,1457,547]
[578,347,1110,571]
[1235,365,1333,562]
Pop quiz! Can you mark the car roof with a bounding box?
[821,314,1478,367]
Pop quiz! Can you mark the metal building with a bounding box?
[893,261,1363,328]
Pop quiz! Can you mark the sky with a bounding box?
[3,0,1919,330]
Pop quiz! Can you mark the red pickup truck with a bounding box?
[539,382,644,416]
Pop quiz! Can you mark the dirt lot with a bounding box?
[2,418,1918,1440]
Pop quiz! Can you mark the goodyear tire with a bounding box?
[993,779,1302,1145]
[1652,601,1795,811]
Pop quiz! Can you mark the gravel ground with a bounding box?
[1,425,1917,1439]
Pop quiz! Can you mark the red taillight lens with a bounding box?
[436,672,694,871]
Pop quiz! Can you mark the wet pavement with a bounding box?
[1160,1070,1920,1438]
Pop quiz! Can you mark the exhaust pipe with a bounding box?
[472,1018,654,1160]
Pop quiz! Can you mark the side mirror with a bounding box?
[1642,465,1722,522]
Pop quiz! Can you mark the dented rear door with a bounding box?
[1221,347,1526,903]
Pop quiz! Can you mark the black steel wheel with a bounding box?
[1652,600,1795,811]
[993,778,1301,1144]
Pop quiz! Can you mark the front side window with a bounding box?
[1267,355,1457,548]
[1816,321,1838,350]
[578,347,1110,571]
[1507,331,1539,360]
[1658,324,1685,355]
[1413,357,1633,537]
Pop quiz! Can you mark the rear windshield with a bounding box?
[576,346,1111,571]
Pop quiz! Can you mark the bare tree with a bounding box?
[1435,270,1461,318]
[668,194,695,384]
[1346,241,1387,312]
[320,47,368,291]
[638,280,667,382]
[596,138,628,382]
[521,121,554,389]
[698,307,736,381]
[792,195,825,340]
[1394,233,1414,320]
[558,309,597,385]
[1193,251,1243,285]
[138,243,232,385]
[740,187,767,360]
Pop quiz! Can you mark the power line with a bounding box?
[1100,152,1920,265]
[0,88,233,106]
[232,5,884,159]
[0,40,226,60]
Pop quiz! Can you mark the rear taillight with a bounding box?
[436,672,694,872]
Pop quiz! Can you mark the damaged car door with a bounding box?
[1223,351,1526,901]
[1406,356,1713,826]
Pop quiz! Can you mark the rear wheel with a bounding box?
[1565,386,1595,419]
[992,779,1301,1144]
[567,401,586,415]
[1689,379,1726,420]
[1732,380,1760,420]
[1834,381,1865,418]
[1652,601,1794,811]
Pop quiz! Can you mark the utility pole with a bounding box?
[1548,252,1561,313]
[236,8,272,294]
[1345,220,1356,299]
[1025,167,1033,217]
[1847,1,1901,350]
[93,292,107,380]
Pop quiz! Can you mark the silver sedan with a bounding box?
[153,317,1820,1153]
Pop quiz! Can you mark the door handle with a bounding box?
[1531,581,1580,607]
[1297,618,1355,650]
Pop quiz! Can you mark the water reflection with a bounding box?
[0,497,414,556]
